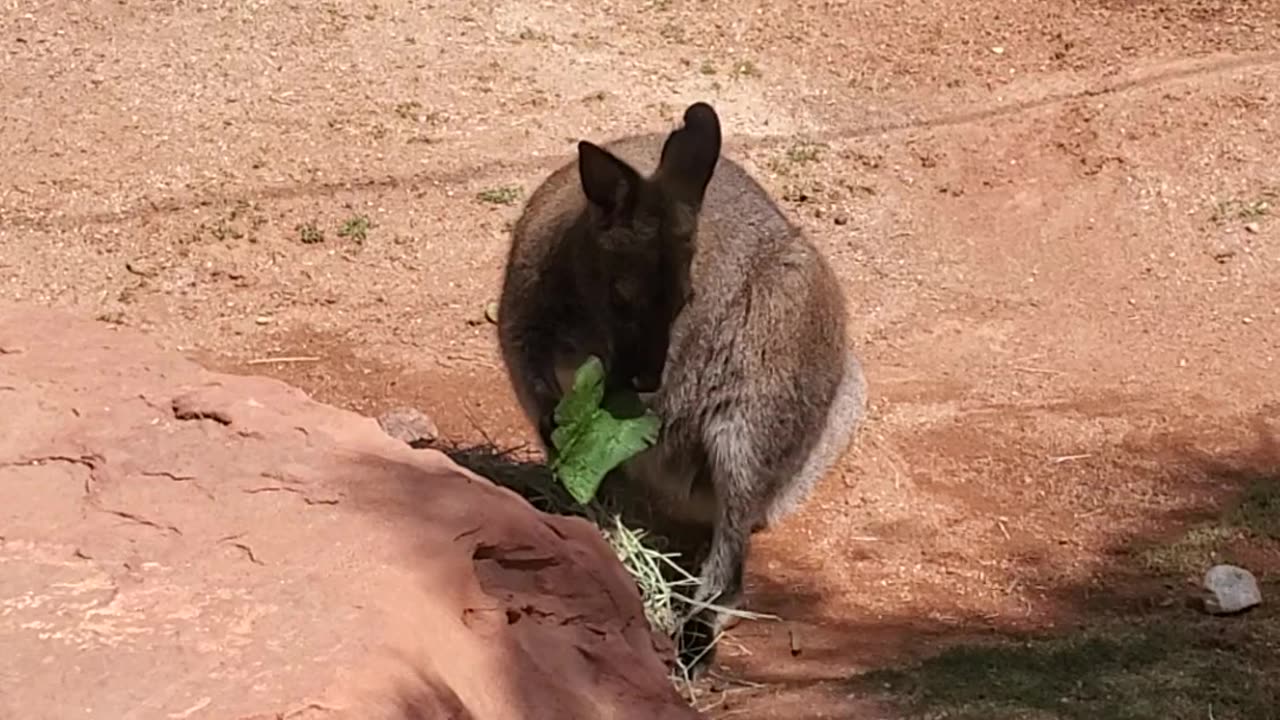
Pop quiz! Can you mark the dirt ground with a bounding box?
[3,0,1279,717]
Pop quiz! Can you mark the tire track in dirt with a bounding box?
[4,52,1276,232]
[805,51,1280,142]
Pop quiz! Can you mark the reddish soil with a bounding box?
[3,1,1279,717]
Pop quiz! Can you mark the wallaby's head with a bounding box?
[575,102,722,391]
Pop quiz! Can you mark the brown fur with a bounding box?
[497,103,867,674]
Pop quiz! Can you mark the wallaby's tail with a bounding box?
[765,349,868,526]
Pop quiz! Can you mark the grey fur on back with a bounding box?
[600,134,867,527]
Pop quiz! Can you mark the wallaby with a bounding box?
[497,102,867,674]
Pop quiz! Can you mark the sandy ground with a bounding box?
[3,0,1279,716]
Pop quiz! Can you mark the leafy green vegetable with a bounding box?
[548,356,662,504]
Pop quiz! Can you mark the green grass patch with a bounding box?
[863,614,1280,720]
[868,474,1280,719]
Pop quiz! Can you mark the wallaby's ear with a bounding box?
[578,141,642,219]
[656,101,722,206]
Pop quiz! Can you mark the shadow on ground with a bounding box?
[787,417,1280,720]
[852,460,1280,720]
[856,606,1280,720]
[434,414,1280,720]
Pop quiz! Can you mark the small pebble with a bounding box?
[1244,222,1260,234]
[255,316,272,325]
[485,301,500,324]
[377,407,439,448]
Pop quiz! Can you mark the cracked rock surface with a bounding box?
[0,304,697,720]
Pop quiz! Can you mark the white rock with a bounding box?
[1202,564,1262,615]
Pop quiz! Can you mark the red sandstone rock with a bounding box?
[0,304,699,720]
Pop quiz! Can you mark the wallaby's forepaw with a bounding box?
[537,410,557,454]
[630,370,662,394]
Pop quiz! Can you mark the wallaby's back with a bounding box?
[601,135,867,527]
[613,130,866,674]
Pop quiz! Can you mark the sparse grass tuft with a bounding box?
[768,139,828,176]
[1139,525,1242,576]
[338,214,372,241]
[1231,476,1280,539]
[394,100,422,120]
[1139,475,1280,575]
[731,59,761,78]
[659,22,685,43]
[209,218,245,241]
[297,221,324,244]
[786,141,825,165]
[1210,188,1276,225]
[190,200,267,244]
[477,185,522,206]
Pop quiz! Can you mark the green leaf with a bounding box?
[548,356,662,505]
[554,355,606,429]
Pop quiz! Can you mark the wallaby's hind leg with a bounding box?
[677,427,764,676]
[677,484,753,675]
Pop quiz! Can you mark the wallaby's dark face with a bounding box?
[576,103,722,392]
